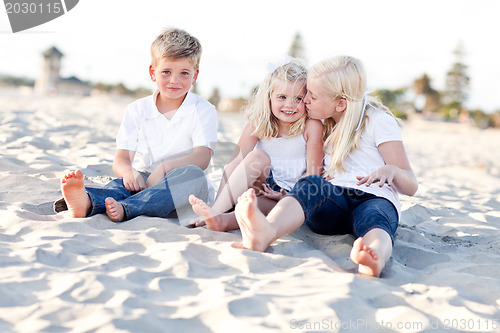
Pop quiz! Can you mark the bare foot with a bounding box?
[60,170,91,218]
[189,195,235,231]
[187,216,207,228]
[350,237,383,277]
[105,197,125,222]
[234,189,276,252]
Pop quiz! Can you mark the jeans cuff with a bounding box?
[87,192,104,216]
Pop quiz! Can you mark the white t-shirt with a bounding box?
[255,134,307,191]
[324,108,403,215]
[116,90,217,173]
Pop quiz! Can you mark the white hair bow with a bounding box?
[355,91,375,132]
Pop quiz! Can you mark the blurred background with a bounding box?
[1,0,499,127]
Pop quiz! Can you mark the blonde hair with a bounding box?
[245,59,307,138]
[151,28,202,69]
[309,55,402,174]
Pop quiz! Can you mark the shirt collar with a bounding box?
[145,90,196,120]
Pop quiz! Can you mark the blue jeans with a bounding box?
[285,175,399,243]
[84,165,208,220]
[265,170,283,192]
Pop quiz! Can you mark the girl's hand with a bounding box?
[123,169,146,193]
[259,183,287,201]
[356,165,398,188]
[324,175,334,181]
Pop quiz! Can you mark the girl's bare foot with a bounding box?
[105,197,125,222]
[350,237,383,277]
[60,170,91,218]
[187,216,206,228]
[234,189,276,252]
[189,195,236,231]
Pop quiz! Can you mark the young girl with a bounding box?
[189,59,324,231]
[234,55,418,277]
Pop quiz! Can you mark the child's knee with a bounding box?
[183,164,204,177]
[246,149,271,166]
[296,174,327,191]
[167,165,209,200]
[167,165,204,179]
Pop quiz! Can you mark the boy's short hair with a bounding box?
[151,28,202,69]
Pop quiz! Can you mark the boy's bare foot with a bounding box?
[234,189,276,252]
[105,197,125,222]
[350,237,383,277]
[60,170,91,218]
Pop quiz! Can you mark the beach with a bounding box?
[0,90,499,332]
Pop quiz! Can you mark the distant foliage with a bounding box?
[208,87,221,108]
[191,82,200,95]
[444,42,470,106]
[93,82,151,98]
[413,74,440,113]
[374,88,409,120]
[288,32,306,62]
[0,75,34,87]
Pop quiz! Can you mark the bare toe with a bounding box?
[190,195,232,231]
[60,170,90,218]
[234,189,275,251]
[188,194,199,206]
[105,197,125,222]
[187,217,206,228]
[350,237,382,277]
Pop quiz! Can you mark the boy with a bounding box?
[54,28,217,223]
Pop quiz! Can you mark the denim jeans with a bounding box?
[84,165,209,221]
[285,175,399,242]
[265,170,283,192]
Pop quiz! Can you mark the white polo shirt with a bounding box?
[325,108,403,215]
[116,90,217,173]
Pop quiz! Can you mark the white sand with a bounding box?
[0,89,499,332]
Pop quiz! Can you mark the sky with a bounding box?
[1,0,499,112]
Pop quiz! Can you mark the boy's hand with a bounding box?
[123,169,146,192]
[259,184,287,201]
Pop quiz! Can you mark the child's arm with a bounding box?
[303,119,324,176]
[229,123,260,171]
[356,141,418,196]
[216,123,259,195]
[145,146,212,188]
[113,149,146,192]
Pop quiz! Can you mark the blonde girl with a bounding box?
[189,59,324,231]
[234,55,418,277]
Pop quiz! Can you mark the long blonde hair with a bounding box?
[245,59,307,138]
[309,56,402,174]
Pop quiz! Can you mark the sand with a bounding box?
[0,88,499,332]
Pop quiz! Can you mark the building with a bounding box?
[35,46,92,96]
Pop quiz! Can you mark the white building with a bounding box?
[35,46,92,96]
